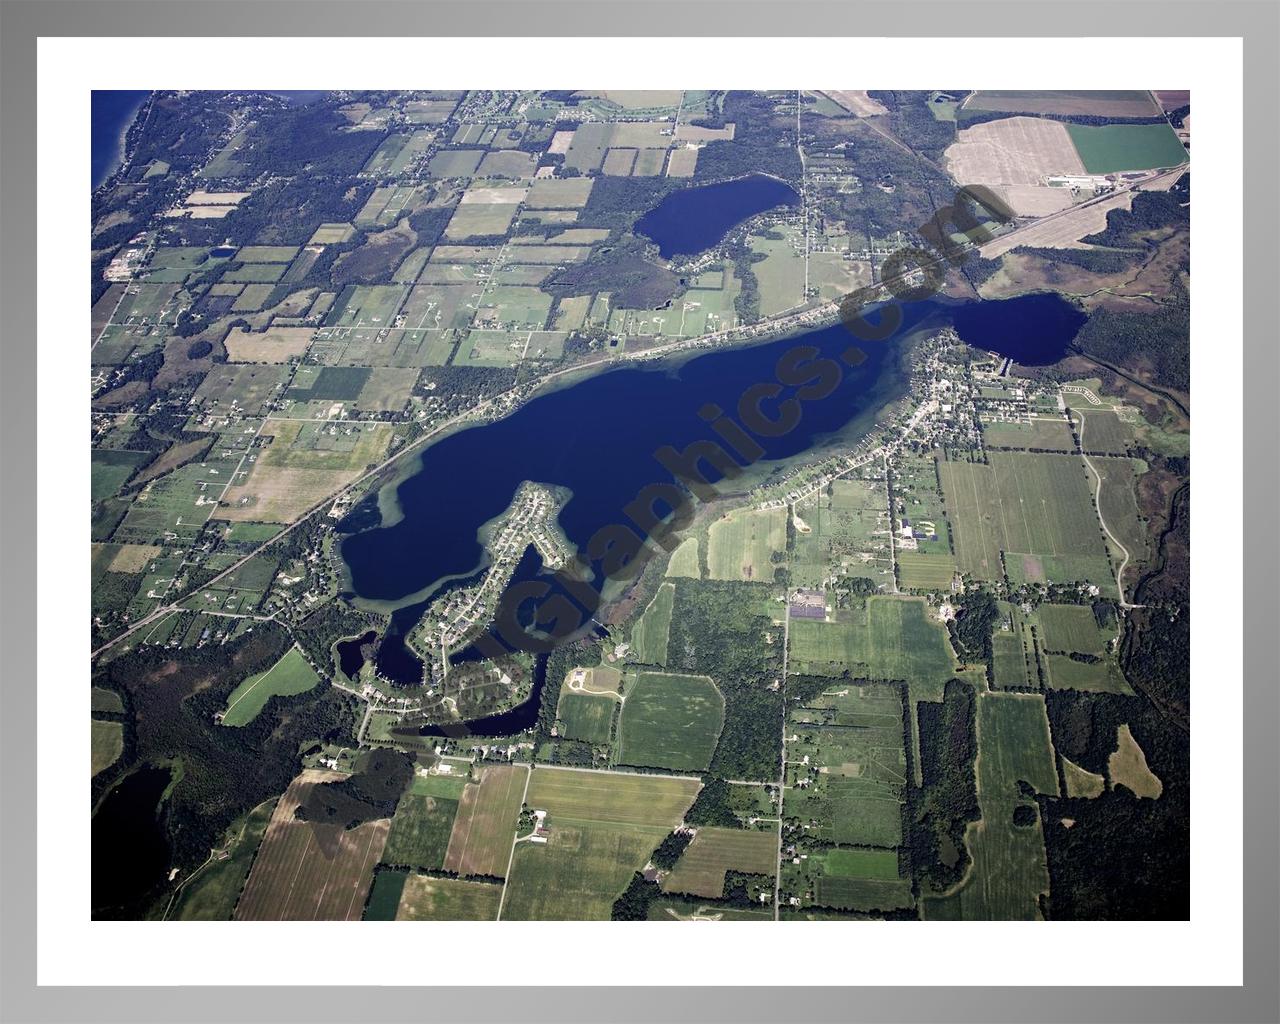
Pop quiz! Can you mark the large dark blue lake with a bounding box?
[343,291,1086,693]
[92,90,149,191]
[636,173,801,259]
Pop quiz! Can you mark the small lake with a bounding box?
[636,173,801,259]
[949,292,1087,366]
[92,765,172,918]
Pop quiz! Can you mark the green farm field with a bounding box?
[557,690,615,745]
[661,827,778,899]
[383,792,461,870]
[220,647,320,727]
[615,672,724,772]
[939,452,1111,587]
[922,693,1058,920]
[398,874,502,921]
[503,768,700,919]
[788,596,957,702]
[1066,122,1189,174]
[630,582,674,665]
[707,507,787,582]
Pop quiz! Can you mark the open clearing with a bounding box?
[219,419,394,524]
[441,764,526,878]
[234,770,389,921]
[818,90,888,117]
[220,647,320,727]
[979,191,1136,257]
[615,672,724,772]
[1108,724,1163,798]
[91,720,124,776]
[661,827,778,898]
[396,874,502,920]
[945,116,1085,186]
[707,506,787,581]
[1062,756,1106,798]
[630,582,674,665]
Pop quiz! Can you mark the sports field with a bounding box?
[234,770,389,921]
[615,672,724,772]
[441,764,527,878]
[220,647,320,727]
[706,507,787,582]
[661,827,778,898]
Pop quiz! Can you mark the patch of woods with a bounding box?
[331,219,418,287]
[666,579,784,782]
[295,748,414,828]
[1039,689,1188,919]
[683,777,743,828]
[946,589,1000,665]
[691,91,802,186]
[1070,181,1190,391]
[91,624,361,914]
[907,679,980,894]
[545,235,682,310]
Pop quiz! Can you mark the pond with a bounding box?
[636,173,801,259]
[92,764,173,918]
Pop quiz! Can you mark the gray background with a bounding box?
[1,2,1275,1022]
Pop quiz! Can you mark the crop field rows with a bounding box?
[234,771,389,921]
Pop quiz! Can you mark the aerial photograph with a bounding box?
[89,88,1190,923]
